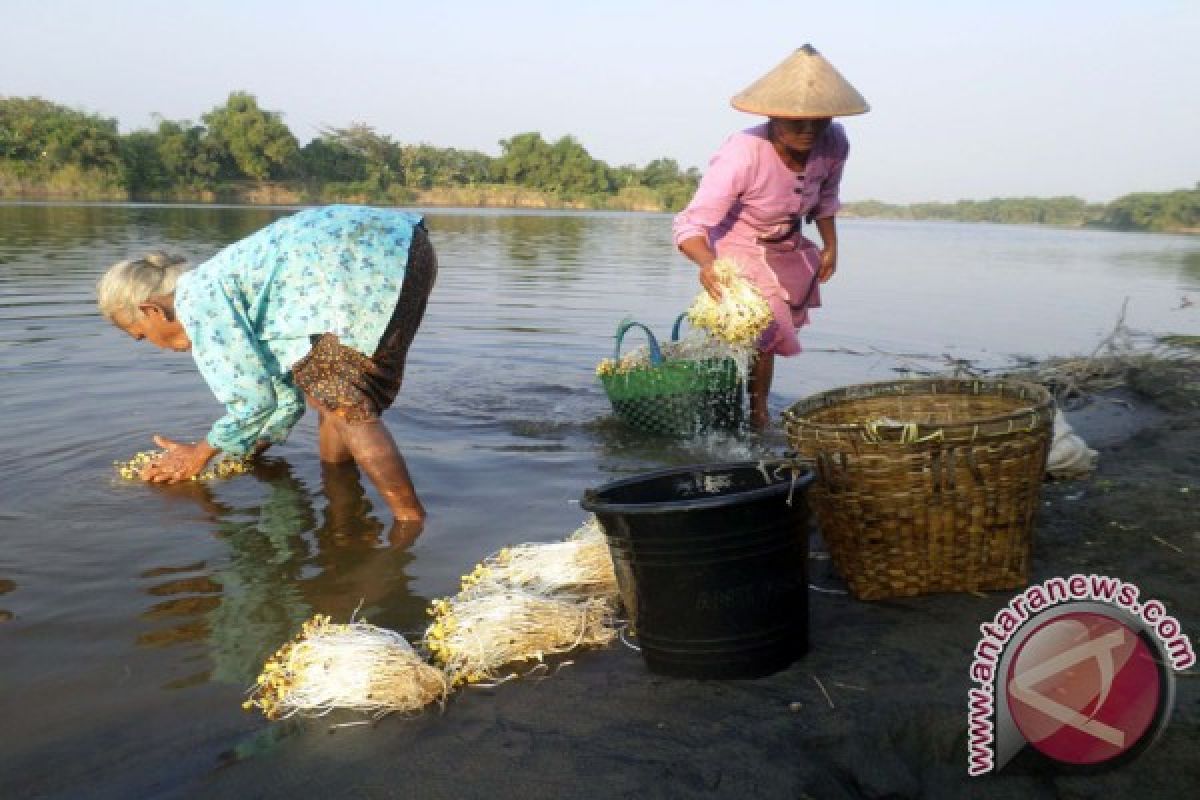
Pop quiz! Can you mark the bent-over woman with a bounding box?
[673,45,868,429]
[96,205,437,525]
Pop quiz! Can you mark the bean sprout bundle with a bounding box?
[457,518,618,604]
[686,258,773,349]
[245,519,622,719]
[424,589,616,687]
[114,450,253,481]
[596,330,749,378]
[244,615,448,719]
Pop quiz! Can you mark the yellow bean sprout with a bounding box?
[424,589,617,688]
[457,517,618,604]
[245,521,623,720]
[244,615,448,720]
[686,257,773,348]
[113,450,253,481]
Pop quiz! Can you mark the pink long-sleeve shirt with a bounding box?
[673,122,849,355]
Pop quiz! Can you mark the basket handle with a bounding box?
[670,311,690,342]
[613,319,665,365]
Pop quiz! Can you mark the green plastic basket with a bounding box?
[599,315,744,436]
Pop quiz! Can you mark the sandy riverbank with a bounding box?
[173,361,1200,799]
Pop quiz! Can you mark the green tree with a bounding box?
[299,136,368,183]
[1,92,705,211]
[494,131,553,187]
[0,96,121,170]
[611,164,642,189]
[201,92,301,181]
[321,124,400,190]
[848,196,1104,227]
[1099,187,1200,232]
[552,135,614,194]
[632,159,698,210]
[640,158,683,188]
[119,130,169,193]
[396,144,493,188]
[495,132,613,195]
[154,118,222,190]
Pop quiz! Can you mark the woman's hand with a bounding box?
[141,435,219,483]
[814,216,838,283]
[698,261,725,300]
[679,236,723,300]
[818,246,838,283]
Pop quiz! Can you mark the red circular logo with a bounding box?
[1005,611,1162,765]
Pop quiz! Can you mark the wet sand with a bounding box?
[183,362,1199,800]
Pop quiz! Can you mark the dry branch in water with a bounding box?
[825,299,1199,409]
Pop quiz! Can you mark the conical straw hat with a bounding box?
[731,44,869,119]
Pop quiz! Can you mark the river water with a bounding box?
[0,204,1197,797]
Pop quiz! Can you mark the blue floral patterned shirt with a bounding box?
[175,205,424,455]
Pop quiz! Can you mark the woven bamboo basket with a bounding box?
[782,378,1053,600]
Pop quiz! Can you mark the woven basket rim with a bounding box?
[782,377,1053,435]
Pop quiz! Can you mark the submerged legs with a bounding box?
[309,398,425,525]
[329,415,426,525]
[748,351,775,431]
[317,409,354,464]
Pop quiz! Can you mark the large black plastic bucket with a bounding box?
[581,461,813,679]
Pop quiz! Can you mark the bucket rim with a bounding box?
[580,459,813,516]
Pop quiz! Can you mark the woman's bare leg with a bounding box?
[316,408,354,464]
[748,351,775,431]
[326,414,425,524]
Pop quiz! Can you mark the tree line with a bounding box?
[0,93,700,210]
[2,92,1195,231]
[844,189,1199,234]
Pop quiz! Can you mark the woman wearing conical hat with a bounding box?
[673,45,868,430]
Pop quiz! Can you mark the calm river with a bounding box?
[1,204,1197,797]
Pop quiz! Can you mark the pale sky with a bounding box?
[3,0,1197,203]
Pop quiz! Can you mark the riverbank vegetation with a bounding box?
[2,93,1196,231]
[0,94,699,211]
[845,190,1199,234]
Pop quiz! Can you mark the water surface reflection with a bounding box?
[134,459,425,689]
[0,576,15,623]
